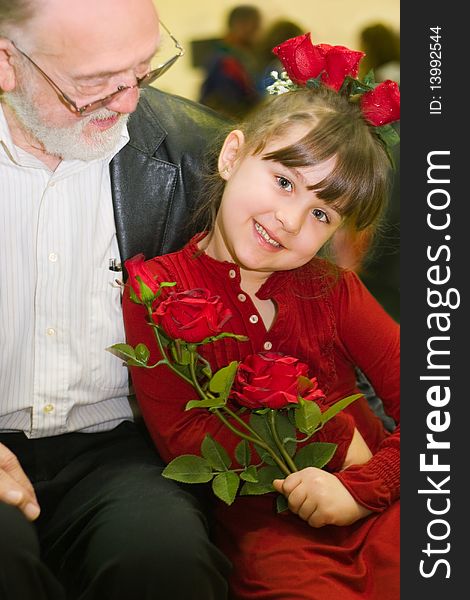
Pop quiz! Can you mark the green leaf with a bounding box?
[170,342,193,366]
[240,465,259,483]
[159,281,177,289]
[339,75,373,96]
[294,398,322,436]
[249,413,276,464]
[201,435,231,471]
[240,465,283,496]
[136,276,158,305]
[106,343,136,361]
[201,366,213,380]
[107,343,150,368]
[235,439,251,467]
[134,343,150,365]
[185,396,226,411]
[162,455,213,483]
[305,72,324,89]
[321,394,362,424]
[363,69,376,87]
[199,332,249,345]
[212,471,240,505]
[375,124,400,148]
[250,412,297,461]
[294,442,337,470]
[272,411,297,456]
[129,285,143,305]
[276,494,289,513]
[208,361,239,402]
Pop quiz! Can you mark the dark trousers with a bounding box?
[0,422,230,600]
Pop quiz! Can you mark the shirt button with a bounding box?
[48,252,58,262]
[48,181,56,187]
[43,404,55,414]
[264,341,273,350]
[46,328,56,336]
[229,269,236,279]
[238,293,246,302]
[249,315,259,324]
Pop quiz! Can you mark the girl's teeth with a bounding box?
[255,223,280,247]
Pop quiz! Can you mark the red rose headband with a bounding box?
[269,33,400,164]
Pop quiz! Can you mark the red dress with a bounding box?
[123,235,400,600]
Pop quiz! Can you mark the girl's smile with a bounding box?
[203,127,343,290]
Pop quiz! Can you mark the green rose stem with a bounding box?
[145,306,194,387]
[268,410,298,473]
[212,409,292,477]
[187,348,293,477]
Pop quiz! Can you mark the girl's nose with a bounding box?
[275,207,303,235]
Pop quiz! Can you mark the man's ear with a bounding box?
[218,130,245,180]
[0,39,18,92]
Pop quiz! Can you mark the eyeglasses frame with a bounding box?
[10,21,184,115]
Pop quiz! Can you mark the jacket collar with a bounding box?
[110,93,179,265]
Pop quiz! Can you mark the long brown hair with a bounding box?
[196,85,391,234]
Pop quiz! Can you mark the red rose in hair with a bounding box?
[231,352,326,410]
[125,254,160,301]
[153,289,232,343]
[273,33,364,91]
[360,80,401,126]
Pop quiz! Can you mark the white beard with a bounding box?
[4,86,129,161]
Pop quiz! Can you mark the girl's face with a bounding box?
[204,128,343,284]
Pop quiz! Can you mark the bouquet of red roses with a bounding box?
[109,256,361,510]
[267,32,400,164]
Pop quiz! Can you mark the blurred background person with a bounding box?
[253,18,304,93]
[359,22,400,83]
[198,4,262,119]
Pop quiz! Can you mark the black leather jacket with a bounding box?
[110,87,229,266]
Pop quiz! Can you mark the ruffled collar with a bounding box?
[183,232,293,299]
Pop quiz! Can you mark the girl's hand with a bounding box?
[273,468,372,528]
[342,427,373,469]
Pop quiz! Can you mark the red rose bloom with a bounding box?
[153,289,232,343]
[231,352,326,410]
[360,80,401,126]
[125,254,160,300]
[273,33,364,91]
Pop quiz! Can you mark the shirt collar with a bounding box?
[183,233,289,299]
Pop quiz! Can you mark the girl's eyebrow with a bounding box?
[273,162,307,184]
[284,165,321,190]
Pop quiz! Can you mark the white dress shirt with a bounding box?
[0,105,133,438]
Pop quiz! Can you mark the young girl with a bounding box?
[123,81,399,599]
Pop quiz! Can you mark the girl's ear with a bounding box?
[0,39,18,92]
[218,130,245,180]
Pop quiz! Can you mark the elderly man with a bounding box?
[0,0,230,598]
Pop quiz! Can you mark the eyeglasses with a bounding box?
[11,21,184,115]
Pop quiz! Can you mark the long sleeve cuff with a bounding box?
[335,446,400,511]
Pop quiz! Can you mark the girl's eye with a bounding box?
[312,208,330,223]
[276,176,293,192]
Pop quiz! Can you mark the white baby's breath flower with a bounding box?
[266,70,297,95]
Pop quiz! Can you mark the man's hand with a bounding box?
[0,443,40,520]
[273,467,371,528]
